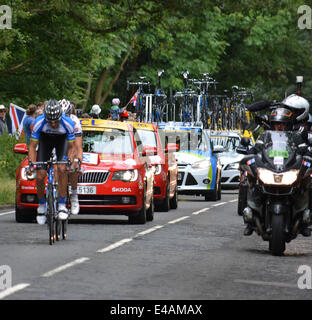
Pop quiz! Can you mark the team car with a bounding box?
[158,122,222,201]
[14,119,155,224]
[131,122,179,211]
[209,130,254,188]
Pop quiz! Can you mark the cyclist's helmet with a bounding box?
[269,107,294,129]
[282,94,310,122]
[59,99,72,116]
[44,100,62,121]
[112,98,120,106]
[120,110,128,121]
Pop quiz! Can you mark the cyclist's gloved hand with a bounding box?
[26,161,35,179]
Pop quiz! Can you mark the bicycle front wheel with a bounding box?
[47,184,56,245]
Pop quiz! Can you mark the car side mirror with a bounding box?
[165,143,179,153]
[13,143,28,154]
[142,145,157,156]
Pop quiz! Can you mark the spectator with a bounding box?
[22,104,37,144]
[90,104,101,119]
[110,98,121,120]
[0,105,8,136]
[36,101,44,112]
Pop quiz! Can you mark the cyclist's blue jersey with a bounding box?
[31,114,75,142]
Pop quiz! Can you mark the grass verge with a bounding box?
[0,177,15,205]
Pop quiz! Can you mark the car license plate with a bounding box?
[77,186,96,194]
[178,173,182,180]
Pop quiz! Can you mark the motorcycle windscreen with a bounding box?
[262,130,299,171]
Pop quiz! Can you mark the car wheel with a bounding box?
[129,186,147,224]
[15,204,35,223]
[146,195,154,222]
[169,185,178,209]
[157,179,170,212]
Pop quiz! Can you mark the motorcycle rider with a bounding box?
[242,101,311,236]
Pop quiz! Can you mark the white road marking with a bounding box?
[229,199,238,203]
[0,283,30,300]
[97,238,133,253]
[168,216,190,224]
[212,202,227,207]
[234,279,298,289]
[192,208,210,215]
[41,257,90,278]
[134,225,164,237]
[0,210,14,216]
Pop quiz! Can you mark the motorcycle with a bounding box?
[237,130,312,256]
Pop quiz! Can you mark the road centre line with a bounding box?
[167,216,190,224]
[97,238,133,253]
[134,225,164,237]
[234,279,298,289]
[41,257,90,278]
[212,202,227,207]
[0,283,30,300]
[192,208,210,215]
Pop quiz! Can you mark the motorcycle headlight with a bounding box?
[112,170,138,182]
[21,168,37,181]
[154,164,162,175]
[191,159,211,169]
[258,168,299,185]
[225,162,240,170]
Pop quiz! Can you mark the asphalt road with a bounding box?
[0,191,312,301]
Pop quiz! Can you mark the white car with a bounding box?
[209,130,247,188]
[158,123,223,201]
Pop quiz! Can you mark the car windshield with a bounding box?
[210,136,240,152]
[82,129,133,154]
[162,129,209,152]
[136,129,158,148]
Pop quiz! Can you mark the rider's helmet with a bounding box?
[112,98,120,106]
[44,99,62,121]
[59,99,72,116]
[120,110,128,121]
[282,94,310,122]
[269,107,294,130]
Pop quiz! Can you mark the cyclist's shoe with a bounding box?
[36,214,47,225]
[36,203,47,225]
[58,204,69,220]
[70,196,80,215]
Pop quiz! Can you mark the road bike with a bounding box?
[28,158,71,245]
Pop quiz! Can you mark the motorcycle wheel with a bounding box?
[270,215,286,256]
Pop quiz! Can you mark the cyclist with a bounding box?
[59,99,83,215]
[90,104,101,119]
[28,100,76,225]
[110,98,121,120]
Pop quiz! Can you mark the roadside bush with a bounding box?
[0,133,25,179]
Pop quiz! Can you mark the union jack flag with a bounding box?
[129,91,138,106]
[8,103,26,136]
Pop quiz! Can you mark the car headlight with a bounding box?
[154,164,162,175]
[191,159,211,169]
[21,168,37,181]
[225,162,240,170]
[112,170,138,182]
[258,168,299,185]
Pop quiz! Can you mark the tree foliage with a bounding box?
[0,0,311,113]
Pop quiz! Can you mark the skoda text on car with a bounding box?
[14,119,155,224]
[131,122,179,211]
[158,122,222,201]
[209,130,254,188]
